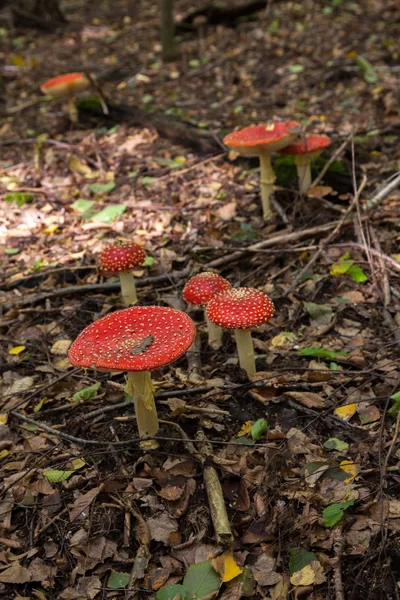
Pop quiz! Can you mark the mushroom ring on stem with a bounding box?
[40,73,90,123]
[278,134,331,195]
[99,240,147,306]
[223,121,300,219]
[206,287,274,377]
[183,272,231,349]
[68,306,196,449]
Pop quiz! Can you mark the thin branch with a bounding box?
[311,134,352,189]
[364,172,400,212]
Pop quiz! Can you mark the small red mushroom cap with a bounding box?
[206,288,274,330]
[99,241,146,273]
[223,121,301,155]
[183,272,231,306]
[40,73,89,98]
[68,306,196,372]
[279,134,331,155]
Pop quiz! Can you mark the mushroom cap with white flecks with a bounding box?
[223,121,300,156]
[183,272,231,306]
[68,306,196,372]
[99,241,146,273]
[206,288,274,330]
[278,134,331,156]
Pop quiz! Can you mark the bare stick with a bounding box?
[363,172,400,212]
[333,526,345,600]
[310,134,352,189]
[203,465,233,545]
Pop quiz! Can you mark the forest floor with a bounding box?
[1,0,400,599]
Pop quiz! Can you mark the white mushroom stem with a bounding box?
[294,154,312,195]
[119,271,138,306]
[67,94,78,124]
[126,371,159,450]
[259,152,275,219]
[234,329,256,377]
[205,312,223,349]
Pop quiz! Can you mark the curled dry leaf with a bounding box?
[285,391,326,409]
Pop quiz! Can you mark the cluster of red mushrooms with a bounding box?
[42,73,331,447]
[68,241,275,449]
[40,73,331,217]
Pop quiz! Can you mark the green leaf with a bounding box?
[89,182,116,193]
[156,584,187,600]
[324,438,349,452]
[4,192,33,207]
[251,418,268,441]
[389,392,400,417]
[182,560,220,600]
[289,548,318,574]
[5,248,20,255]
[91,204,127,223]
[323,499,355,528]
[73,382,101,402]
[43,470,74,483]
[288,64,304,73]
[107,569,131,589]
[323,466,349,482]
[235,437,255,446]
[347,265,368,283]
[355,55,377,84]
[142,255,154,267]
[71,198,95,213]
[303,461,328,476]
[141,176,157,188]
[297,347,349,360]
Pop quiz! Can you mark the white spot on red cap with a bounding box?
[183,272,231,306]
[99,241,146,273]
[206,287,274,330]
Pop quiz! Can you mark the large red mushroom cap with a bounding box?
[279,134,331,156]
[68,306,196,372]
[40,73,90,98]
[223,121,301,156]
[99,241,146,273]
[183,272,231,306]
[206,288,274,330]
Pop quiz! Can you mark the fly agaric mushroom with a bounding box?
[206,288,274,377]
[99,241,146,306]
[223,121,300,219]
[68,306,196,449]
[278,134,331,194]
[183,272,231,349]
[40,73,90,123]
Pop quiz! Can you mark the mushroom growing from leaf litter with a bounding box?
[68,306,196,449]
[278,133,331,194]
[183,272,231,349]
[206,288,274,377]
[40,72,90,123]
[99,240,146,306]
[223,121,300,219]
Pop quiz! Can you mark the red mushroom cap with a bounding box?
[68,306,196,372]
[40,73,89,98]
[99,241,146,273]
[223,121,301,155]
[279,134,331,155]
[183,272,232,306]
[206,288,274,330]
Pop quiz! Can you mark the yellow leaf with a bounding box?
[290,564,315,586]
[222,552,243,583]
[11,54,25,67]
[271,332,296,348]
[347,50,357,58]
[334,403,357,420]
[34,398,46,413]
[43,225,59,234]
[50,340,72,356]
[0,450,10,460]
[72,458,86,470]
[68,155,99,179]
[0,414,8,424]
[391,254,400,263]
[340,460,357,483]
[9,346,26,355]
[237,421,253,436]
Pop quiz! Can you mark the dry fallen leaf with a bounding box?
[334,403,357,420]
[69,486,101,522]
[290,564,315,586]
[285,391,326,409]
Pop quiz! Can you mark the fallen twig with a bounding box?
[363,172,400,212]
[2,270,189,311]
[203,465,233,545]
[333,526,345,600]
[310,133,352,189]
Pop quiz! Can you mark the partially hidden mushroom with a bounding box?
[68,306,196,449]
[99,240,146,306]
[278,134,331,194]
[206,288,274,377]
[40,73,90,123]
[183,272,231,349]
[223,121,300,219]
